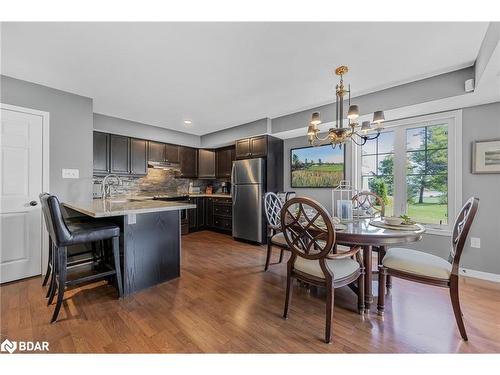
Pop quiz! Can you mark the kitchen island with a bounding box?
[63,198,196,296]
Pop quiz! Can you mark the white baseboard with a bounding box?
[459,267,500,283]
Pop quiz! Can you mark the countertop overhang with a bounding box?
[64,199,196,218]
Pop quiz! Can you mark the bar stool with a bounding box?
[39,193,99,297]
[40,194,123,323]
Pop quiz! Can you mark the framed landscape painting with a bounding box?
[290,144,345,188]
[472,139,500,173]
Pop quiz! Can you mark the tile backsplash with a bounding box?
[93,168,226,197]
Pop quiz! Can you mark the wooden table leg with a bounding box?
[363,245,373,309]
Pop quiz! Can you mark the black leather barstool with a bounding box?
[40,194,123,323]
[39,193,99,297]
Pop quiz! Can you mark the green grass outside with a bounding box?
[383,196,447,224]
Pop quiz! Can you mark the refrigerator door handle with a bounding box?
[231,161,236,185]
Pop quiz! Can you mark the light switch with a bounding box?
[470,237,481,248]
[62,168,79,179]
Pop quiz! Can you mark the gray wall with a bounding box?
[283,102,500,274]
[1,75,93,203]
[94,113,200,148]
[272,67,474,134]
[201,118,269,148]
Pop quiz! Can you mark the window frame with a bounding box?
[352,110,462,235]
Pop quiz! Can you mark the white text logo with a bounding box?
[1,339,49,353]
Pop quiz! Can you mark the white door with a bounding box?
[0,108,44,283]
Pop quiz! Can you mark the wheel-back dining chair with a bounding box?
[264,192,289,271]
[377,197,479,340]
[280,197,365,343]
[352,191,385,218]
[351,191,390,282]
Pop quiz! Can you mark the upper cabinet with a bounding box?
[216,146,235,178]
[93,132,147,177]
[110,134,130,175]
[235,138,251,159]
[198,149,216,179]
[235,135,269,159]
[179,146,198,178]
[148,141,165,162]
[249,136,267,158]
[93,132,110,175]
[130,138,148,176]
[165,144,180,163]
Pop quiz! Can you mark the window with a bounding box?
[406,124,448,225]
[361,131,395,216]
[355,111,461,234]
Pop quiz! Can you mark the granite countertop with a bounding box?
[120,193,232,201]
[187,193,232,198]
[64,198,196,218]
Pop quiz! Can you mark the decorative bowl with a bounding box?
[384,216,403,226]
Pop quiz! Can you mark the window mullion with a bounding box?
[393,127,406,217]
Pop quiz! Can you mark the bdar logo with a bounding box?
[1,339,17,354]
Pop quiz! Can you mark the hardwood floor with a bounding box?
[1,230,499,353]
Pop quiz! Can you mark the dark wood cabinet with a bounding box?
[205,197,214,227]
[216,146,235,178]
[93,131,110,175]
[130,138,148,176]
[148,141,165,162]
[110,134,130,175]
[197,198,206,228]
[187,196,232,233]
[198,149,216,179]
[179,146,198,178]
[249,136,267,158]
[188,198,197,231]
[165,144,180,163]
[235,135,269,159]
[235,139,251,159]
[211,197,232,233]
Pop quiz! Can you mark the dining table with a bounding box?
[335,218,425,309]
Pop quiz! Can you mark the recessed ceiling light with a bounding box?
[183,120,192,126]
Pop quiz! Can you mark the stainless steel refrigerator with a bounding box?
[231,158,266,243]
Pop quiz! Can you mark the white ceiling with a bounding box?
[1,22,489,135]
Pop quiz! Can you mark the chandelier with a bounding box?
[307,65,385,149]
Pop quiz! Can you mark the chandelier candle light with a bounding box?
[307,65,386,149]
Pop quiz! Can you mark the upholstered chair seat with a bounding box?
[294,257,360,280]
[270,232,287,246]
[382,248,452,280]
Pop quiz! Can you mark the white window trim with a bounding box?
[351,110,462,236]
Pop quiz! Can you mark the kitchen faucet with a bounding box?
[101,174,122,199]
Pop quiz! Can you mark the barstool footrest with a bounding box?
[65,269,117,287]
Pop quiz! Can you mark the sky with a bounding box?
[292,144,344,164]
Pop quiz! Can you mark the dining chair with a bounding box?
[351,191,385,217]
[351,191,389,282]
[280,197,365,343]
[377,197,479,341]
[263,192,289,271]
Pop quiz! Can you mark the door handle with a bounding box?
[29,200,38,206]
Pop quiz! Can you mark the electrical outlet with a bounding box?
[470,237,481,248]
[128,213,136,225]
[62,168,79,179]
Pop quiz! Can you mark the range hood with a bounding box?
[147,160,180,170]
